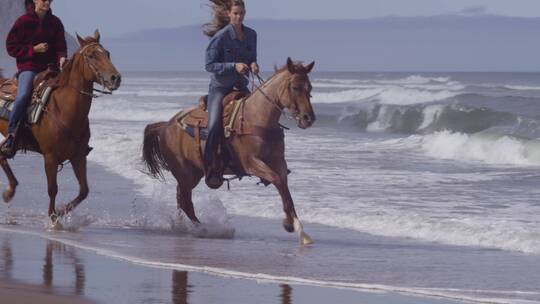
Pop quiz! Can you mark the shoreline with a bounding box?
[0,228,468,304]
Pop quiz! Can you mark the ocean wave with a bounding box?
[115,89,206,97]
[421,130,540,167]
[312,87,461,105]
[337,103,518,135]
[315,75,453,85]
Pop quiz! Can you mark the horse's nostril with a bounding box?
[111,74,121,86]
[302,114,311,122]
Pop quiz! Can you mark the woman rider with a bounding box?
[2,0,67,157]
[203,0,259,189]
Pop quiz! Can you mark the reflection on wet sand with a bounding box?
[171,269,294,304]
[172,270,191,304]
[0,233,324,304]
[43,241,86,295]
[280,284,293,304]
[1,239,12,279]
[0,237,86,296]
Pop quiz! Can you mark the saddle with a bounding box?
[0,68,59,124]
[178,89,285,141]
[177,91,248,139]
[182,90,248,130]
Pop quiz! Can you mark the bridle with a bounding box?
[71,42,113,98]
[244,71,310,122]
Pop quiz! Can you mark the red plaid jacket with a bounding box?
[6,7,67,73]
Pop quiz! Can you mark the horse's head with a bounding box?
[279,58,316,129]
[74,30,121,91]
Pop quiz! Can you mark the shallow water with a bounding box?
[2,71,540,303]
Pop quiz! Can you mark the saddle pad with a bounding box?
[0,86,53,124]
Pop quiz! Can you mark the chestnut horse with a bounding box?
[143,58,316,245]
[0,30,121,221]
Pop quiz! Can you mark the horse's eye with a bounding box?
[292,86,301,91]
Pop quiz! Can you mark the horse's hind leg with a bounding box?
[0,156,18,203]
[176,183,200,224]
[58,154,88,217]
[174,167,203,224]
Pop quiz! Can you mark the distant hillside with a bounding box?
[102,16,540,72]
[0,0,78,76]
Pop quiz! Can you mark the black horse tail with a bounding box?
[0,68,3,78]
[142,121,169,179]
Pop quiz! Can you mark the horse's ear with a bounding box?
[286,57,296,74]
[94,29,101,42]
[305,61,315,73]
[76,33,86,46]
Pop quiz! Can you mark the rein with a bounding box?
[243,73,295,121]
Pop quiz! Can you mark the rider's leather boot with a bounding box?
[204,146,224,189]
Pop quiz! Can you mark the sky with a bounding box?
[53,0,540,36]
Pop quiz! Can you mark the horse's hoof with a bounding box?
[300,232,314,246]
[2,189,14,203]
[282,218,294,233]
[49,216,64,230]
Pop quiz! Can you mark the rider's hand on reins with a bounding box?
[250,62,259,75]
[235,63,250,74]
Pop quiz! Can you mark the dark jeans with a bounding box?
[204,85,248,173]
[8,71,36,134]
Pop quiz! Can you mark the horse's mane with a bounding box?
[57,56,77,87]
[57,36,99,87]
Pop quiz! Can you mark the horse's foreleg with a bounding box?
[0,156,18,203]
[44,154,59,220]
[247,157,313,245]
[58,155,88,217]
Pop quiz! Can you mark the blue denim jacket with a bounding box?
[205,24,257,89]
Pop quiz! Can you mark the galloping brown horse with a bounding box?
[0,30,121,221]
[143,58,316,245]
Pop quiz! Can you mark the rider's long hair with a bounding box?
[203,0,245,38]
[24,0,34,9]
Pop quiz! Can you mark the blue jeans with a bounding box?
[8,71,36,134]
[204,85,248,172]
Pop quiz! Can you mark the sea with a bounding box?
[2,71,540,304]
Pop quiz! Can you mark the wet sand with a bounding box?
[0,280,96,304]
[0,153,469,304]
[0,229,467,304]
